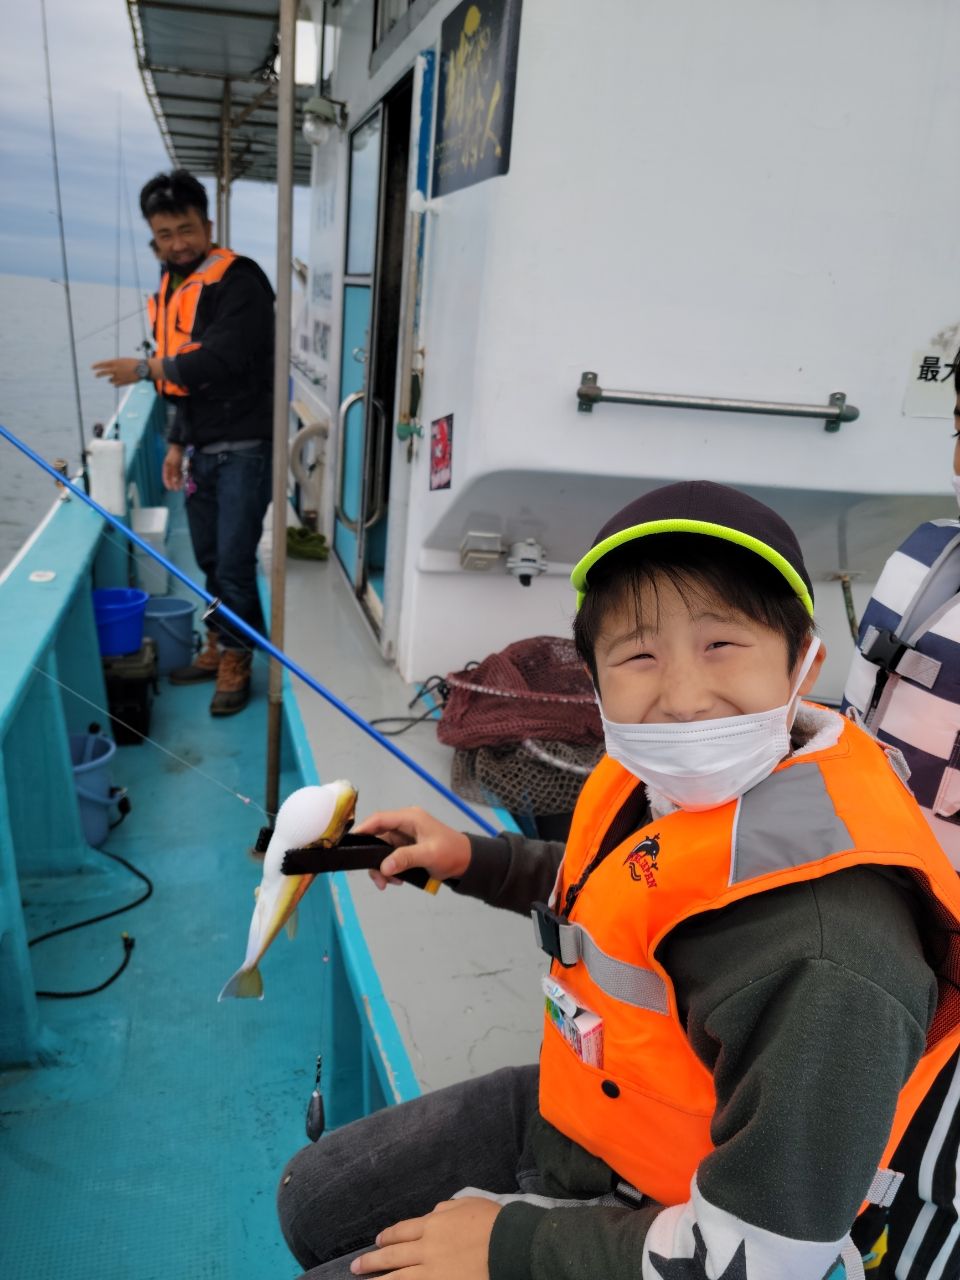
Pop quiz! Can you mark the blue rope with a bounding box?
[0,421,499,836]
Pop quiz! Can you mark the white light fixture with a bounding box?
[295,20,319,86]
[302,94,348,146]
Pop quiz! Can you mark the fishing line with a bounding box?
[29,662,268,818]
[75,305,149,345]
[39,0,88,490]
[0,422,499,837]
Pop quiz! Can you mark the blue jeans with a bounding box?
[184,442,272,650]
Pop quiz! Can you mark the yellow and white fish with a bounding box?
[218,780,358,1000]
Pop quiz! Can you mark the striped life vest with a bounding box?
[842,519,960,869]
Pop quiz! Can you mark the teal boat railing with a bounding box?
[0,382,419,1120]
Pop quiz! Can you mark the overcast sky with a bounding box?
[0,0,308,289]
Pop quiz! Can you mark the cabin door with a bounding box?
[334,75,412,630]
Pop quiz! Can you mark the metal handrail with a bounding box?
[364,397,389,530]
[335,390,365,532]
[576,371,859,432]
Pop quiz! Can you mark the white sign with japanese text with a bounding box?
[903,350,957,418]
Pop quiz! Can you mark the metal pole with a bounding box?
[215,164,223,246]
[266,0,296,818]
[221,80,232,245]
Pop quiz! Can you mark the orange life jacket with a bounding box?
[145,249,237,397]
[535,710,960,1207]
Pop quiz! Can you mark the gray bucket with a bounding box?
[69,732,117,849]
[143,596,196,676]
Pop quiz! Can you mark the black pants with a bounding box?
[276,1066,543,1279]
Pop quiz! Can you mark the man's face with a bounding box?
[954,390,960,478]
[148,206,213,269]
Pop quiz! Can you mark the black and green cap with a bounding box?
[571,480,814,615]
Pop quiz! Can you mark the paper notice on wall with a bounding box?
[903,350,957,418]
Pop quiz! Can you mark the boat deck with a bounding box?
[0,493,544,1279]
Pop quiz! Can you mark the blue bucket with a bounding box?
[143,596,196,675]
[69,732,117,848]
[92,587,149,657]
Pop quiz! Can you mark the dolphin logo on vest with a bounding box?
[624,833,661,888]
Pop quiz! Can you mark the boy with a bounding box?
[278,481,960,1280]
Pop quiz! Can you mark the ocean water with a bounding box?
[0,273,150,570]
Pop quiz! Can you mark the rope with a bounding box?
[444,672,596,705]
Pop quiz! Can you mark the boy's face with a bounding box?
[593,575,822,725]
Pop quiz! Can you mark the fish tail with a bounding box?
[217,965,264,1001]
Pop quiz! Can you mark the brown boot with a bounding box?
[210,648,252,716]
[170,629,221,684]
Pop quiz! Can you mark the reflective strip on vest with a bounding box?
[732,762,854,884]
[531,910,670,1013]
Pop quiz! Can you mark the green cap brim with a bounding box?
[570,519,815,616]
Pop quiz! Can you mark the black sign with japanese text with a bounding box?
[432,0,523,198]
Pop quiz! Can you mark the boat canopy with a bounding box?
[126,0,312,207]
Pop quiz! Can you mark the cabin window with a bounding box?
[374,0,410,48]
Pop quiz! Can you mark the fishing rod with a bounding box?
[39,0,88,492]
[0,421,499,838]
[121,154,151,353]
[113,99,122,423]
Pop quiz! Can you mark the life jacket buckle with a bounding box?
[862,627,911,673]
[531,901,576,966]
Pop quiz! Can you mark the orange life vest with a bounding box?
[536,710,960,1207]
[145,249,237,397]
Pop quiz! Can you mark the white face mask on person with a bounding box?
[598,637,822,812]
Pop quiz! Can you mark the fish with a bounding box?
[218,780,358,1000]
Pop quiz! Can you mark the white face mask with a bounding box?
[952,475,960,512]
[599,637,822,812]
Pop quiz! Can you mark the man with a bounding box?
[94,169,274,716]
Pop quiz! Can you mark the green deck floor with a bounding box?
[0,516,322,1279]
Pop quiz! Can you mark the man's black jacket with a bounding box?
[163,255,275,448]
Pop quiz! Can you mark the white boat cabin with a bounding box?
[290,0,960,700]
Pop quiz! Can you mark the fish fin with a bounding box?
[286,908,298,941]
[218,965,264,1001]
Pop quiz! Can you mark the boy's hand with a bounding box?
[350,1197,499,1279]
[353,807,472,890]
